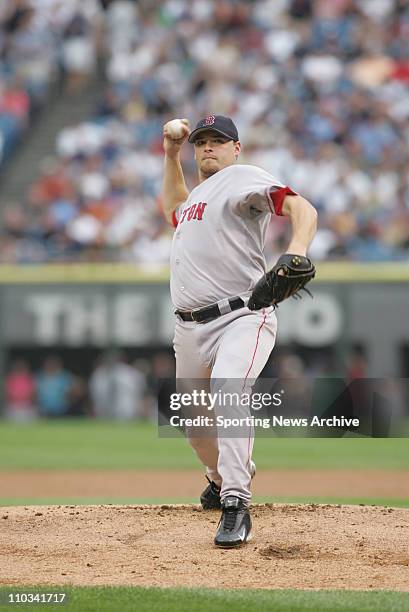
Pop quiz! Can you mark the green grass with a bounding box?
[0,420,408,470]
[0,587,408,612]
[1,496,409,508]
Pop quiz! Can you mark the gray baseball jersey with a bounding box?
[170,164,293,310]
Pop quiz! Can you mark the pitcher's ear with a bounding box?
[234,140,241,158]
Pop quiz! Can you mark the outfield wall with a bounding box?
[0,263,408,377]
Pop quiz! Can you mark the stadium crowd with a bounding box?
[0,0,101,167]
[1,0,408,263]
[3,346,370,422]
[3,350,172,421]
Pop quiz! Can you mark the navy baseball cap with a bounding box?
[188,114,239,143]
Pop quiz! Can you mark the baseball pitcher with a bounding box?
[161,114,317,547]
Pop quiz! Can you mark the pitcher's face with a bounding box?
[193,131,241,180]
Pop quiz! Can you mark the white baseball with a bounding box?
[166,119,186,140]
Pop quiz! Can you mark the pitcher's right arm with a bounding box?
[161,119,190,225]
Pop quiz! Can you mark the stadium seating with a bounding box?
[1,0,408,263]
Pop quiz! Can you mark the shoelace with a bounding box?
[205,476,220,494]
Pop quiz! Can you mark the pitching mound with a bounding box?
[1,504,408,590]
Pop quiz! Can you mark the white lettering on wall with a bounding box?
[114,294,151,344]
[25,293,152,345]
[277,294,343,346]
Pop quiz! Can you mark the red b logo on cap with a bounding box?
[204,115,215,126]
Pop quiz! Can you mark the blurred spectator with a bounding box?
[67,375,88,417]
[0,79,30,125]
[0,79,30,161]
[36,355,73,417]
[61,10,97,93]
[147,351,176,421]
[346,346,368,380]
[89,350,147,420]
[2,2,55,103]
[4,358,37,421]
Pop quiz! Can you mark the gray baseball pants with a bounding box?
[173,305,277,503]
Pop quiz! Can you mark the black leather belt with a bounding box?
[175,297,246,324]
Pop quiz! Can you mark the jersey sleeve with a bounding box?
[229,165,297,218]
[171,207,180,228]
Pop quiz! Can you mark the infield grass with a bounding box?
[0,587,408,612]
[0,420,408,470]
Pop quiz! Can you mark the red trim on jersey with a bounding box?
[269,186,298,216]
[172,210,178,228]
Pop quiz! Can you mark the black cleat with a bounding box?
[200,462,256,511]
[200,476,221,510]
[214,496,252,548]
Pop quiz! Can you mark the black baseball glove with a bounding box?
[247,254,316,311]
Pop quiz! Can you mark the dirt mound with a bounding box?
[1,504,408,590]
